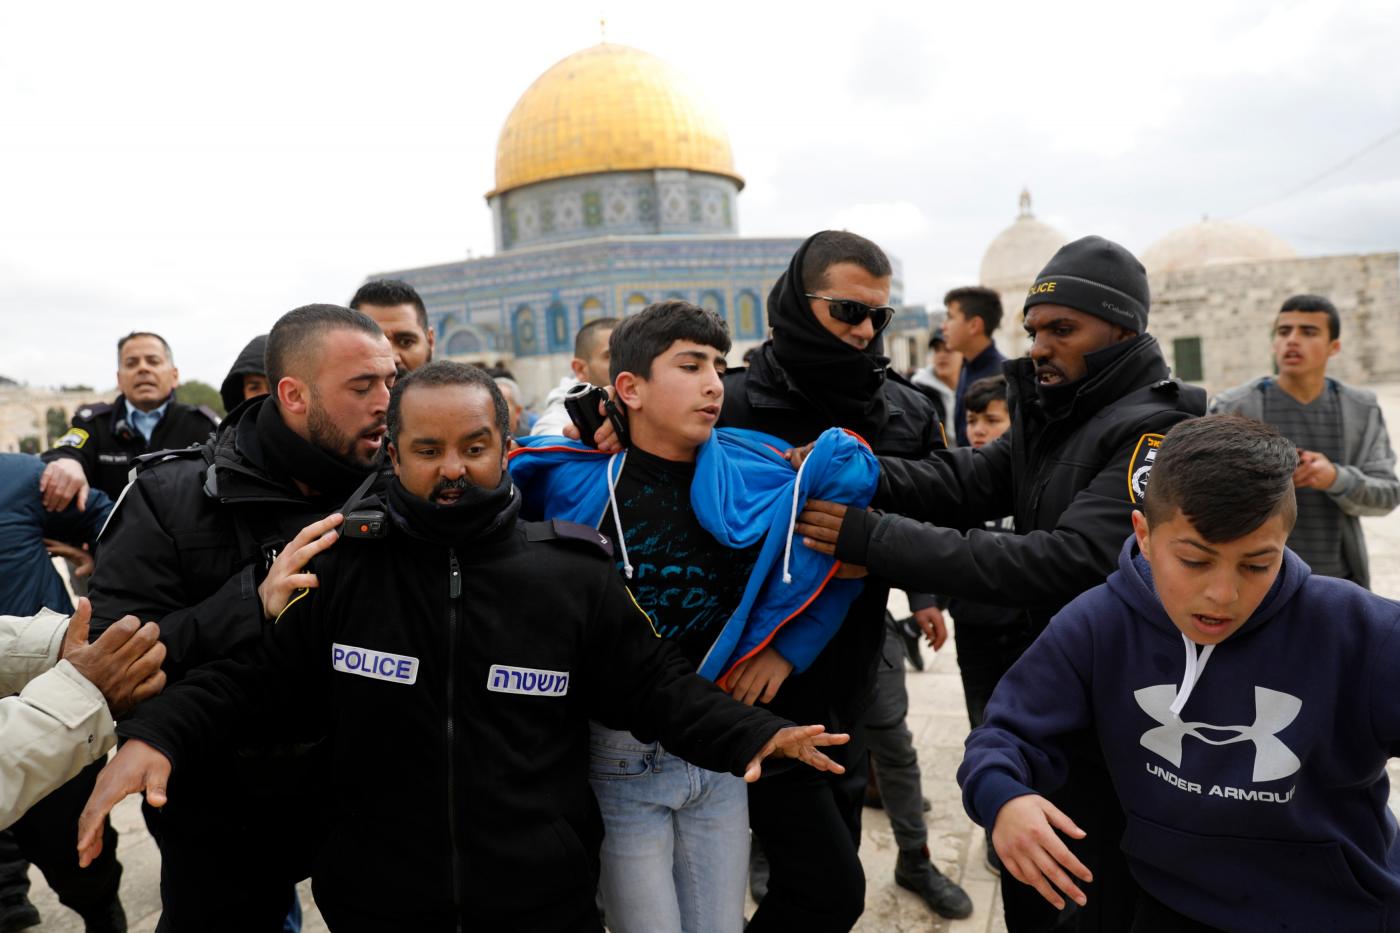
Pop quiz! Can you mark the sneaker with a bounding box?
[895,847,973,920]
[0,894,40,933]
[896,615,925,671]
[78,896,127,933]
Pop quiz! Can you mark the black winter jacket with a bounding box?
[43,394,220,501]
[118,501,789,932]
[87,396,364,677]
[719,345,945,728]
[836,335,1206,632]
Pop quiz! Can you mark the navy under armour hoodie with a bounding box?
[959,536,1400,930]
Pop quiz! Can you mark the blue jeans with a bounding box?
[588,724,749,933]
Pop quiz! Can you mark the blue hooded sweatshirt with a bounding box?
[959,536,1400,930]
[508,427,878,683]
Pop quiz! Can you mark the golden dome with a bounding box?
[489,43,743,198]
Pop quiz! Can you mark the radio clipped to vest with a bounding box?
[339,472,387,540]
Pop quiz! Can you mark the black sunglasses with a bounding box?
[805,294,895,333]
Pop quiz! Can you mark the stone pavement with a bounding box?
[25,384,1400,932]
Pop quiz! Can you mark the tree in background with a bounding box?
[45,407,68,445]
[178,379,226,417]
[18,436,40,455]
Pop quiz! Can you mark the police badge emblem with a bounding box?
[56,427,89,449]
[1128,433,1164,503]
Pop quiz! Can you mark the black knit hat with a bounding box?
[1023,235,1149,333]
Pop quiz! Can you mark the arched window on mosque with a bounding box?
[699,290,725,324]
[513,305,538,356]
[736,291,760,338]
[624,292,648,316]
[445,328,483,357]
[580,297,605,324]
[546,302,569,352]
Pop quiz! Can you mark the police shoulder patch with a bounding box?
[525,519,613,557]
[54,427,89,450]
[74,402,112,422]
[1128,433,1164,504]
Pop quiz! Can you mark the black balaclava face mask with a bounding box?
[766,231,892,436]
[386,470,520,548]
[1034,333,1145,413]
[255,397,374,502]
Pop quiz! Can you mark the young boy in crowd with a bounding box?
[509,301,878,933]
[958,414,1400,931]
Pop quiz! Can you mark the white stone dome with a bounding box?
[1141,219,1295,275]
[979,190,1070,291]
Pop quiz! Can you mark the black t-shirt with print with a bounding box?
[599,446,761,670]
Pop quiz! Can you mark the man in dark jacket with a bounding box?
[797,236,1207,932]
[39,332,220,509]
[718,230,968,930]
[84,305,396,931]
[77,361,847,933]
[218,334,269,414]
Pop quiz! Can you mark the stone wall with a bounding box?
[0,387,114,453]
[1148,252,1400,395]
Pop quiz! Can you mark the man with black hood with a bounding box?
[85,304,395,931]
[218,334,270,414]
[796,236,1208,932]
[718,230,969,930]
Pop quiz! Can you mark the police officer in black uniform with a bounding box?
[83,306,397,931]
[40,332,220,510]
[78,360,849,933]
[796,236,1208,933]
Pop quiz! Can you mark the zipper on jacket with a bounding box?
[446,548,464,932]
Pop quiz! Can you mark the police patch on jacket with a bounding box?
[487,664,569,696]
[333,643,419,685]
[54,427,89,449]
[1128,433,1164,503]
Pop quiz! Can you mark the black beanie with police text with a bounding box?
[1023,235,1149,334]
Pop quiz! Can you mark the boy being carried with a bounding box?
[959,414,1400,931]
[510,301,878,933]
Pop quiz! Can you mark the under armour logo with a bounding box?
[1134,685,1302,782]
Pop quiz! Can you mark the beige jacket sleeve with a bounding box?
[0,609,116,829]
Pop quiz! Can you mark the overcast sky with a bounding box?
[3,0,1398,390]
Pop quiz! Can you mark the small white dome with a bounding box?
[1141,219,1295,275]
[980,190,1070,290]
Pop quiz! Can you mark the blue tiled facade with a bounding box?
[372,234,913,361]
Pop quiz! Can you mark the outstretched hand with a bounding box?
[782,442,816,471]
[723,647,793,706]
[743,724,849,782]
[561,386,624,453]
[60,598,166,716]
[77,739,172,868]
[39,458,89,513]
[257,513,343,620]
[795,500,848,556]
[991,794,1093,910]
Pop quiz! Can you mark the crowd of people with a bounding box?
[2,228,1399,933]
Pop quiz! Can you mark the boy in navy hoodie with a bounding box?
[959,414,1400,932]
